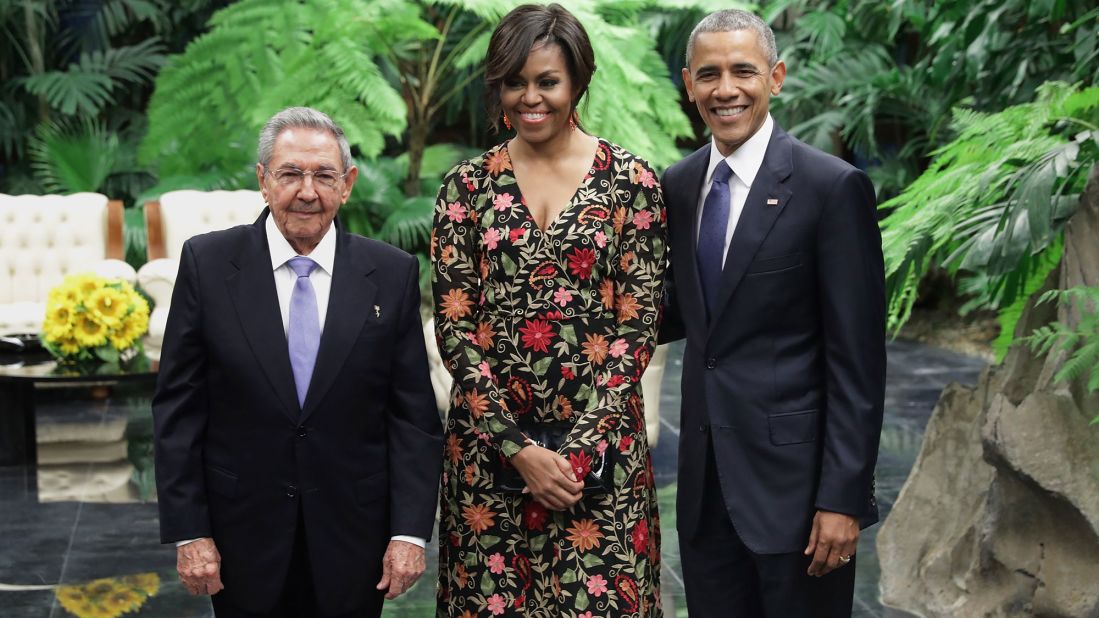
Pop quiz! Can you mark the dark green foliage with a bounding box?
[768,0,1098,199]
[139,0,417,194]
[879,83,1099,334]
[140,0,704,256]
[0,0,218,199]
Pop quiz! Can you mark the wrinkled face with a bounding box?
[682,29,785,156]
[256,127,357,254]
[500,42,576,144]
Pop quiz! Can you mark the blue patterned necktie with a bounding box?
[696,160,733,317]
[287,256,320,409]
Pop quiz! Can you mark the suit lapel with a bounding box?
[300,227,377,422]
[675,146,711,329]
[226,210,301,422]
[707,128,794,335]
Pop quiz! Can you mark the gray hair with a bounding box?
[685,9,778,68]
[257,106,354,171]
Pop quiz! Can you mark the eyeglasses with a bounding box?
[265,166,347,189]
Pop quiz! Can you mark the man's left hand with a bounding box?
[375,540,425,600]
[803,510,858,577]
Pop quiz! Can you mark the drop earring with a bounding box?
[503,114,512,130]
[569,111,579,130]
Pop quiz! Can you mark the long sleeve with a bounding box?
[561,159,667,468]
[152,240,212,543]
[432,163,529,458]
[387,255,445,540]
[813,167,887,516]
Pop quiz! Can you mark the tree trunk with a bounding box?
[404,115,428,198]
[24,0,49,122]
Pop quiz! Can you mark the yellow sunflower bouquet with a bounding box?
[41,273,150,364]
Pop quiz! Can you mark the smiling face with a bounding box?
[500,42,576,146]
[256,127,357,255]
[682,29,786,157]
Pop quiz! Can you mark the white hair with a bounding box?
[257,107,353,171]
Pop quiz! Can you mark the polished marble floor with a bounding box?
[0,340,987,617]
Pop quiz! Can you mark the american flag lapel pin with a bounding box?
[766,197,779,206]
[374,305,381,318]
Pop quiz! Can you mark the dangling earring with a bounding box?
[502,113,512,130]
[569,110,579,130]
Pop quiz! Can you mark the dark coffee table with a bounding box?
[0,352,157,466]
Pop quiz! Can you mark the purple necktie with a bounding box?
[697,160,733,317]
[287,256,320,409]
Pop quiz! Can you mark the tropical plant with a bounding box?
[765,0,1098,199]
[1026,286,1099,414]
[0,1,224,195]
[140,0,415,192]
[139,0,708,255]
[878,82,1099,352]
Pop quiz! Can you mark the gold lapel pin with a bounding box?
[374,305,381,318]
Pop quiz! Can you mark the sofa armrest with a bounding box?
[137,258,179,308]
[93,259,137,284]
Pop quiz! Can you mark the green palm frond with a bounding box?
[27,118,119,193]
[377,195,437,251]
[20,38,166,117]
[60,0,168,53]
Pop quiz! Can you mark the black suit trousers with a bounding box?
[211,506,384,618]
[679,435,856,618]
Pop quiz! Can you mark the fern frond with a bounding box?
[880,83,1099,332]
[1022,285,1099,404]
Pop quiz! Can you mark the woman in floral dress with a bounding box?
[432,5,666,617]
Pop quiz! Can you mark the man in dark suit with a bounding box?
[660,10,886,617]
[153,107,443,617]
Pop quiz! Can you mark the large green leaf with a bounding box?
[27,119,119,193]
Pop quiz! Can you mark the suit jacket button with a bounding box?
[705,357,717,369]
[296,427,307,438]
[699,424,709,433]
[287,485,297,498]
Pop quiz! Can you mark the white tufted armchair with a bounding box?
[138,190,267,360]
[0,193,135,335]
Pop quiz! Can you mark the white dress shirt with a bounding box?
[266,214,334,335]
[179,217,425,549]
[695,113,774,267]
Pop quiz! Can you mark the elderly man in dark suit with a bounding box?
[660,10,886,617]
[153,107,443,617]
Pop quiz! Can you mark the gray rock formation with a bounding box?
[878,166,1099,617]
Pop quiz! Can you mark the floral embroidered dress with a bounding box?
[432,138,666,618]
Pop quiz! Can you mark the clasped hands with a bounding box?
[176,538,424,599]
[511,444,584,511]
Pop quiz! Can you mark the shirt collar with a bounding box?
[266,213,336,275]
[705,113,774,189]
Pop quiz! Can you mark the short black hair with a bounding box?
[484,3,596,134]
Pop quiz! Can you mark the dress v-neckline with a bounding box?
[505,138,603,235]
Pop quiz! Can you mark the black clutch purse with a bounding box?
[497,421,613,494]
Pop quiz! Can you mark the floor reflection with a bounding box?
[32,388,156,504]
[0,340,987,617]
